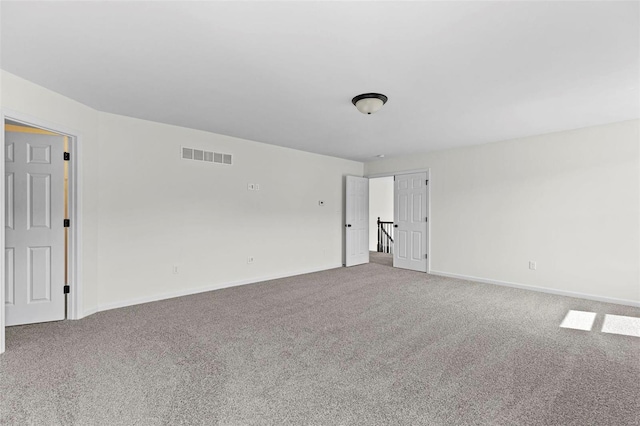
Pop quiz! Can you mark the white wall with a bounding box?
[0,70,363,321]
[368,177,394,252]
[366,120,640,304]
[0,70,101,316]
[95,112,361,308]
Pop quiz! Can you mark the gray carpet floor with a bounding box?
[1,263,639,425]
[370,251,393,267]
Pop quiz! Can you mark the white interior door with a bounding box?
[393,172,428,272]
[345,176,369,267]
[5,130,65,326]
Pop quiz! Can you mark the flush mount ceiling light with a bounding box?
[352,93,388,115]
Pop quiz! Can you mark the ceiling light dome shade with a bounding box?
[352,93,388,115]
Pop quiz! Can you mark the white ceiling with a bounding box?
[1,1,638,161]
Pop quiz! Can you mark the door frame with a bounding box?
[0,109,83,354]
[366,169,431,273]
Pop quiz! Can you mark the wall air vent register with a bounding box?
[182,147,232,165]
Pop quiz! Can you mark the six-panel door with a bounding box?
[393,172,428,272]
[5,131,65,326]
[345,176,369,267]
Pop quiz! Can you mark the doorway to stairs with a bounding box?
[344,171,430,272]
[369,176,394,267]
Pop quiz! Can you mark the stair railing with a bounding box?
[377,217,394,253]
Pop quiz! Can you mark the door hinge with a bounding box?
[426,217,428,222]
[426,179,429,185]
[64,152,70,161]
[63,285,70,294]
[64,219,70,227]
[425,254,428,259]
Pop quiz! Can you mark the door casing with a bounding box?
[0,109,83,354]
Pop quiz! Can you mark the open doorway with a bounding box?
[344,171,429,273]
[1,112,82,353]
[369,176,394,267]
[368,171,430,272]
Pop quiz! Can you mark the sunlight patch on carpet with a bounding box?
[601,314,640,337]
[560,310,596,331]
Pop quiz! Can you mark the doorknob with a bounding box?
[345,224,352,227]
[394,224,398,228]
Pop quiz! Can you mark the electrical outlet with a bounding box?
[247,256,255,264]
[172,265,179,274]
[255,184,260,191]
[247,183,255,191]
[529,261,537,270]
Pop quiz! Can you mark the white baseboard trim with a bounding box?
[79,264,343,319]
[80,306,100,318]
[429,270,640,308]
